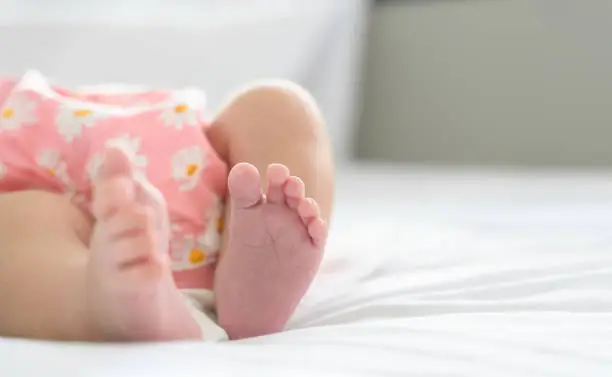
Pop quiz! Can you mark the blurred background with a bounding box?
[359,0,612,168]
[2,0,612,169]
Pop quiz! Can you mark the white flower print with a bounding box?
[0,93,37,130]
[105,134,148,173]
[172,146,206,191]
[86,153,105,182]
[36,150,71,186]
[169,231,219,271]
[55,104,99,142]
[160,103,199,129]
[87,135,148,182]
[200,196,225,252]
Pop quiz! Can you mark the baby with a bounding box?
[0,71,334,341]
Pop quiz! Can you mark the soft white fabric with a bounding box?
[181,290,227,342]
[1,164,611,376]
[0,0,369,163]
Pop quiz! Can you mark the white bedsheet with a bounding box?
[2,164,612,376]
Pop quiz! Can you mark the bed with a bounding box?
[2,164,611,376]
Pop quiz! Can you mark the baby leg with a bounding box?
[0,149,201,341]
[0,190,100,340]
[208,81,334,339]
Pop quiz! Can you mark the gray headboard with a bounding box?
[357,0,612,167]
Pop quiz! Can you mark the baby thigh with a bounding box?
[0,190,98,341]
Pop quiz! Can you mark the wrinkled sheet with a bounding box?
[2,164,611,376]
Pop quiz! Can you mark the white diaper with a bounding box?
[181,289,228,341]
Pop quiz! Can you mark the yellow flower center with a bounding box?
[188,249,206,264]
[1,107,14,119]
[73,109,92,117]
[48,168,56,176]
[185,163,199,177]
[175,104,188,113]
[217,216,224,233]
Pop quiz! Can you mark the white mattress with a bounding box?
[2,164,612,376]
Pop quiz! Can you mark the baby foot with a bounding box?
[86,147,201,341]
[215,162,327,340]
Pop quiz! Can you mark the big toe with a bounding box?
[98,147,134,180]
[228,163,263,209]
[92,148,136,220]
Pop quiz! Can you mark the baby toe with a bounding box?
[266,163,290,203]
[106,205,155,240]
[297,197,320,223]
[93,177,136,220]
[307,218,328,248]
[283,176,305,209]
[114,232,159,269]
[100,204,166,268]
[98,147,134,181]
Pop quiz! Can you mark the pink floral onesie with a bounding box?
[0,71,228,291]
